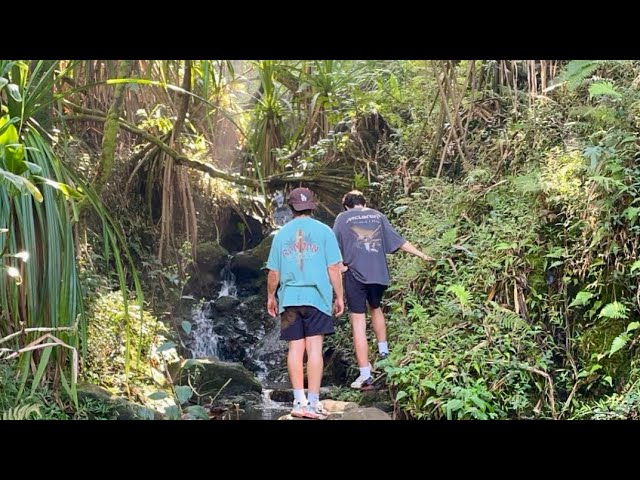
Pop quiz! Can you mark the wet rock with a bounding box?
[184,242,229,297]
[195,242,229,273]
[179,357,262,398]
[321,399,359,413]
[341,407,392,420]
[270,388,294,403]
[277,400,391,420]
[322,347,350,386]
[214,295,241,313]
[230,251,264,280]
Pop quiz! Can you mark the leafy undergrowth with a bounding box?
[377,61,640,419]
[0,361,118,420]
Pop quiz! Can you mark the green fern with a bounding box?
[555,60,604,90]
[589,81,622,100]
[2,404,41,420]
[569,291,595,308]
[599,301,628,320]
[607,322,640,357]
[447,284,471,308]
[441,228,458,247]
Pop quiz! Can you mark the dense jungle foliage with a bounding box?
[2,59,640,420]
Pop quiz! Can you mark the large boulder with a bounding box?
[184,242,229,297]
[230,251,263,280]
[214,295,241,313]
[195,242,229,274]
[252,233,275,264]
[230,234,274,281]
[178,358,262,398]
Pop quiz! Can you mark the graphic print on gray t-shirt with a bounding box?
[333,208,406,286]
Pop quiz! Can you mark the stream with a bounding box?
[185,254,292,419]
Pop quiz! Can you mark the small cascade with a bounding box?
[218,255,237,298]
[189,302,221,358]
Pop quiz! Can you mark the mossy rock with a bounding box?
[77,382,164,420]
[252,233,275,264]
[179,358,262,398]
[195,242,229,274]
[577,316,633,389]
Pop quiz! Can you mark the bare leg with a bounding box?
[305,334,324,395]
[287,339,306,390]
[350,312,370,368]
[370,307,387,343]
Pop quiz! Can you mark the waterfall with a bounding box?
[189,302,221,359]
[218,255,237,298]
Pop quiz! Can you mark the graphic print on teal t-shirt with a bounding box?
[266,217,342,316]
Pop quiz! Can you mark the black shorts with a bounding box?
[344,269,387,314]
[280,306,335,341]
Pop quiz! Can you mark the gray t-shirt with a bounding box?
[333,207,406,286]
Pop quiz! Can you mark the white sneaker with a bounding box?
[290,401,307,418]
[350,375,375,390]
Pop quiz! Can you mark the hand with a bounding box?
[421,253,436,262]
[340,264,349,273]
[267,296,278,317]
[333,297,345,317]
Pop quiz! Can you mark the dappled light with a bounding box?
[2,59,640,420]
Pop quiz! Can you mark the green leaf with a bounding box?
[0,118,19,145]
[599,302,628,320]
[630,261,640,273]
[393,205,408,215]
[186,405,210,420]
[24,161,42,175]
[3,144,27,175]
[157,340,177,352]
[0,167,43,202]
[164,404,182,420]
[609,334,629,356]
[148,391,170,400]
[0,77,7,91]
[31,346,54,397]
[0,115,19,137]
[182,358,203,370]
[604,376,613,388]
[181,320,192,335]
[626,322,640,333]
[569,291,594,308]
[33,176,83,199]
[395,390,408,402]
[6,83,22,102]
[588,81,622,99]
[175,385,193,405]
[136,407,156,420]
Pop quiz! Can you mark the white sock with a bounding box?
[359,365,371,379]
[307,391,319,407]
[378,341,389,355]
[293,389,307,405]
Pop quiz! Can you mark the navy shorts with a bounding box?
[280,306,335,341]
[344,269,387,314]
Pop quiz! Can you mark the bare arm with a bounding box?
[399,241,435,261]
[267,269,280,317]
[327,262,345,316]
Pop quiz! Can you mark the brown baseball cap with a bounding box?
[288,187,317,211]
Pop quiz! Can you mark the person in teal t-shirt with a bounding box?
[266,187,344,419]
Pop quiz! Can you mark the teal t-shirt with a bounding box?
[266,217,343,316]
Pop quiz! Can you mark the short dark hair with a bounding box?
[342,190,366,209]
[291,208,313,217]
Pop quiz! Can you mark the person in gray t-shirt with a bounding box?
[333,190,434,390]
